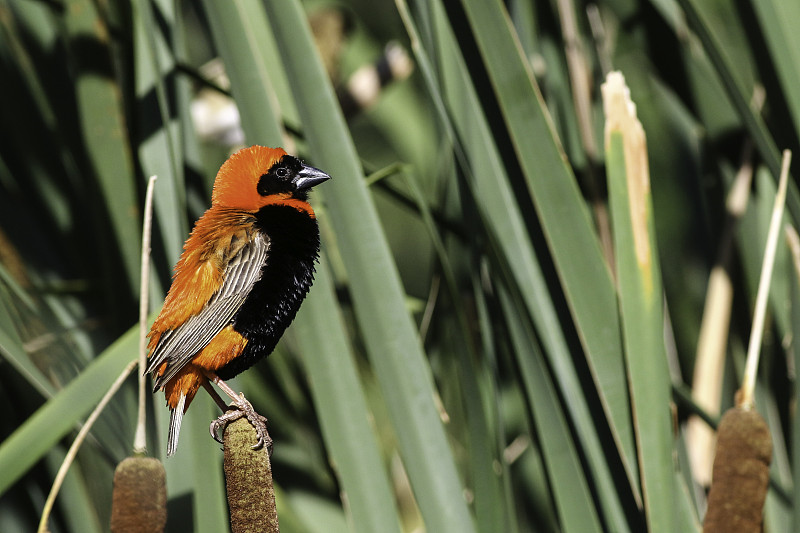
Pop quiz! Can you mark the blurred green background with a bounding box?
[1,0,799,531]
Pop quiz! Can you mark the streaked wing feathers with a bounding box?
[148,232,269,389]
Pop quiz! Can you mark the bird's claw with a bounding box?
[209,408,244,444]
[209,393,273,456]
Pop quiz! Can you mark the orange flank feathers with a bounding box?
[159,326,247,413]
[146,146,330,456]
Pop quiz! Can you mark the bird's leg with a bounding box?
[201,380,231,411]
[204,372,272,455]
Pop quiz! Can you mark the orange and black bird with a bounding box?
[146,146,330,456]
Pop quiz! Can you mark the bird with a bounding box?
[146,145,330,456]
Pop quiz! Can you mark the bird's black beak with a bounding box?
[293,164,331,191]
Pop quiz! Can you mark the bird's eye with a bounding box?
[275,166,289,178]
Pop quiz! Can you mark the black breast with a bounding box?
[217,204,320,379]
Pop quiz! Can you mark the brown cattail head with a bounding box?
[224,418,278,533]
[703,408,772,533]
[110,456,167,533]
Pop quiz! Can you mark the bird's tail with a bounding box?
[167,393,187,457]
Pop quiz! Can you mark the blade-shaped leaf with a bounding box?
[262,1,476,531]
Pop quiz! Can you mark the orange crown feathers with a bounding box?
[211,146,288,211]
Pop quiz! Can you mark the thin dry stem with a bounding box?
[37,359,138,533]
[135,175,158,454]
[738,150,792,409]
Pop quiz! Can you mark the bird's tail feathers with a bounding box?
[167,393,187,457]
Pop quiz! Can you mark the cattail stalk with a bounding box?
[703,150,790,532]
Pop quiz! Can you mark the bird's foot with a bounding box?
[209,393,272,456]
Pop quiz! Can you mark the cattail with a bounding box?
[110,456,167,533]
[703,408,771,532]
[224,418,279,532]
[704,151,789,532]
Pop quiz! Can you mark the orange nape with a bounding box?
[156,325,248,412]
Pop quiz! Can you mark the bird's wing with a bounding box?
[147,231,269,389]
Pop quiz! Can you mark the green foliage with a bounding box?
[0,0,798,531]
